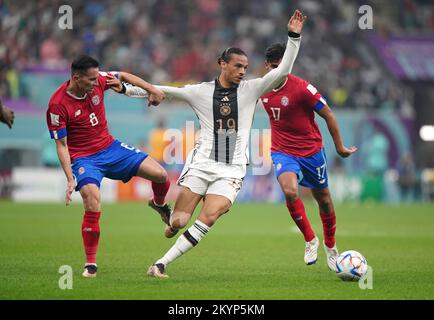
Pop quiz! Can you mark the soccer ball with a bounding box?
[335,250,368,281]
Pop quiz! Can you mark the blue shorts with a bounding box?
[72,140,148,191]
[271,149,328,190]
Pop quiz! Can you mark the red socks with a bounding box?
[286,198,315,242]
[152,180,170,206]
[82,211,101,264]
[320,211,336,248]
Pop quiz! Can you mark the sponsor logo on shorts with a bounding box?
[276,163,282,171]
[78,167,85,175]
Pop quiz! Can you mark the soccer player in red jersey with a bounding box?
[260,44,357,271]
[46,55,172,277]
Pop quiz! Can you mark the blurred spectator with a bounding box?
[397,152,418,202]
[0,0,429,115]
[365,131,390,175]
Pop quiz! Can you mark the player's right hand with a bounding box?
[288,9,307,34]
[65,180,75,206]
[337,146,358,158]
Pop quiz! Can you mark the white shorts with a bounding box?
[177,149,245,203]
[178,171,243,203]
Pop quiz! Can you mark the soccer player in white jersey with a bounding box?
[123,10,307,278]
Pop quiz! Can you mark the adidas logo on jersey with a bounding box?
[221,96,229,102]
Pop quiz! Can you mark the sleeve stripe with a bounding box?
[314,97,326,112]
[49,128,67,139]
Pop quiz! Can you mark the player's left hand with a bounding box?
[287,9,307,34]
[106,73,123,93]
[337,146,358,158]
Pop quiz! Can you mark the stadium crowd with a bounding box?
[1,0,433,111]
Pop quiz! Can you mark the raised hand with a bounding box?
[288,9,307,34]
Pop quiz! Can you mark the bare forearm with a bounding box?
[56,144,74,182]
[325,114,344,151]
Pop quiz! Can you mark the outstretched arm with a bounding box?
[107,73,195,105]
[317,105,357,158]
[252,10,306,97]
[113,72,165,106]
[121,82,196,104]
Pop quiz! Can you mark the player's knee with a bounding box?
[81,189,100,211]
[155,168,168,183]
[281,185,299,202]
[171,211,190,229]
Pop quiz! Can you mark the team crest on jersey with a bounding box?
[78,167,85,175]
[220,104,231,116]
[281,96,289,107]
[92,95,100,106]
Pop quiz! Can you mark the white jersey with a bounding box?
[125,35,301,177]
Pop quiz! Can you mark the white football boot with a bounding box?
[323,241,339,271]
[304,236,319,265]
[147,263,169,279]
[82,264,97,278]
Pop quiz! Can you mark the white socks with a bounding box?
[156,220,210,266]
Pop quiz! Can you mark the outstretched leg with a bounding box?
[147,193,230,278]
[136,156,172,224]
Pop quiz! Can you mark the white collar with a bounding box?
[272,77,288,92]
[66,90,87,100]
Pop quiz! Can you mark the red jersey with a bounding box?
[261,74,327,157]
[46,72,115,161]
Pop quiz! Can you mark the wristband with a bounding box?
[120,82,127,94]
[288,31,301,38]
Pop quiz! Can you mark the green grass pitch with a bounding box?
[1,201,433,300]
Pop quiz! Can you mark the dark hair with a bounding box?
[71,55,99,75]
[218,47,247,64]
[265,43,286,63]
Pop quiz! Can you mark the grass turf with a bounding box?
[0,201,433,300]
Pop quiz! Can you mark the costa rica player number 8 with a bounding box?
[89,112,99,126]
